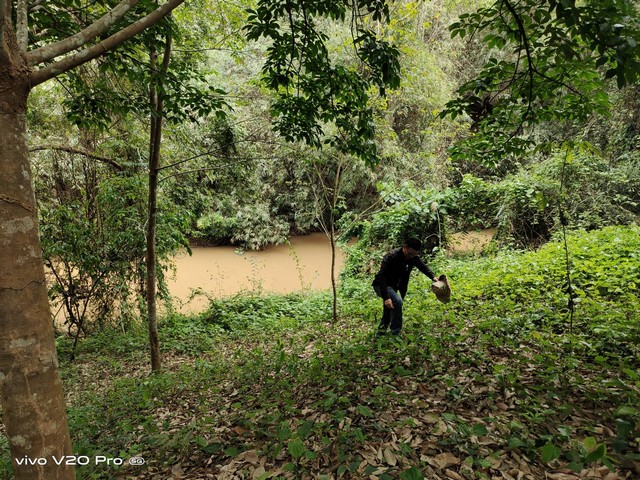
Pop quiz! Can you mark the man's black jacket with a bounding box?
[372,247,435,300]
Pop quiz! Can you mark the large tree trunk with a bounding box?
[0,53,74,479]
[0,0,185,475]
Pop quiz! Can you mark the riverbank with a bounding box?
[166,230,497,312]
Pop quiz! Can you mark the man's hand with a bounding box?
[384,298,394,309]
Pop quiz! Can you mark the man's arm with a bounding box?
[373,259,391,300]
[373,249,400,300]
[415,257,436,281]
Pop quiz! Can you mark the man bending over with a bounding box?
[372,238,438,336]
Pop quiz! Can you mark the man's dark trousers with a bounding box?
[373,286,404,334]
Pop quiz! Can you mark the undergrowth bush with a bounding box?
[449,149,639,247]
[201,291,332,333]
[417,225,640,357]
[341,182,450,276]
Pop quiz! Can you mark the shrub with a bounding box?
[447,149,640,248]
[41,176,189,337]
[448,174,498,230]
[341,182,449,276]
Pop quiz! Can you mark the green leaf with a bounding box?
[442,413,457,422]
[508,436,526,448]
[288,439,305,459]
[585,443,606,464]
[224,446,241,457]
[297,421,315,439]
[614,406,638,417]
[472,423,488,436]
[568,461,584,472]
[583,437,597,451]
[399,466,424,480]
[201,442,223,455]
[541,442,561,463]
[357,405,373,417]
[278,424,292,442]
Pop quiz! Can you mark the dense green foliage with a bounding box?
[37,166,190,336]
[28,0,640,265]
[342,146,639,279]
[2,226,637,478]
[22,0,639,422]
[444,0,640,163]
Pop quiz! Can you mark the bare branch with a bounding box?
[27,0,141,66]
[29,0,185,87]
[0,0,7,52]
[29,144,124,171]
[29,0,46,12]
[16,0,28,51]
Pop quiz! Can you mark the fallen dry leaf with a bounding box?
[252,466,266,479]
[445,469,464,480]
[433,452,461,470]
[383,448,397,466]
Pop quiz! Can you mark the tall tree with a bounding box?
[59,15,228,371]
[309,153,349,323]
[0,1,185,478]
[147,30,173,372]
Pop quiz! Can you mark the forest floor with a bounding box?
[3,226,638,480]
[58,303,639,480]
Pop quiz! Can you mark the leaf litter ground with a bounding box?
[58,306,639,480]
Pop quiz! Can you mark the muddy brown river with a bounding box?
[167,233,346,312]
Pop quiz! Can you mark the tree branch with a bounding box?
[0,0,8,55]
[29,0,185,87]
[16,0,28,52]
[502,0,534,120]
[158,157,268,183]
[27,0,141,66]
[29,0,46,13]
[29,144,124,171]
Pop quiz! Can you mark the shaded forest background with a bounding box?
[30,0,640,332]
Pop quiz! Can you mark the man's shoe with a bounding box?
[374,330,388,339]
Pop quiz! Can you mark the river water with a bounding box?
[166,233,346,312]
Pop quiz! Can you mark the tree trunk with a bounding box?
[146,44,161,372]
[147,152,161,371]
[146,32,171,373]
[0,63,74,479]
[1,0,185,474]
[329,215,338,323]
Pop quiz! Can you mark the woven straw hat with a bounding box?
[431,274,451,303]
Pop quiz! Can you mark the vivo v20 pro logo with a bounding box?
[15,455,145,466]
